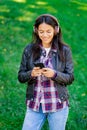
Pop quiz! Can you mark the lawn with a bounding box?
[0,0,87,130]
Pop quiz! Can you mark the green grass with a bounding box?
[0,0,87,130]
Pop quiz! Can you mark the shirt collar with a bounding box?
[39,43,57,53]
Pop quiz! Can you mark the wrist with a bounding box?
[51,71,57,79]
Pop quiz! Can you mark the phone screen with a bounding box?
[34,63,45,68]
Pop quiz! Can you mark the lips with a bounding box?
[42,38,49,41]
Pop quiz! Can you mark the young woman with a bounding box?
[18,14,74,130]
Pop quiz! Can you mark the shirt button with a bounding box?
[31,98,34,101]
[61,97,63,99]
[53,53,56,56]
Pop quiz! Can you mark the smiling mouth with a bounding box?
[42,38,49,40]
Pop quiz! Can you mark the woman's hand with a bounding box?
[31,67,42,77]
[42,68,55,78]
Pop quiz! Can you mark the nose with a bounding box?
[42,32,47,37]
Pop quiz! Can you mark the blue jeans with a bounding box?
[22,105,69,130]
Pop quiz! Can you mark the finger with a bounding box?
[42,68,48,71]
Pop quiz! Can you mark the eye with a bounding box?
[38,31,44,34]
[40,31,44,33]
[47,31,51,33]
[47,29,52,33]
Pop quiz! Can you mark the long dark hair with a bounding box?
[32,14,67,61]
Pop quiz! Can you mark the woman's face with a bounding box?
[37,23,55,48]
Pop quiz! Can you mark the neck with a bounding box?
[42,43,51,48]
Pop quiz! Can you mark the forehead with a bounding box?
[38,23,54,30]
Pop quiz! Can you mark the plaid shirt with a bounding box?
[27,46,68,113]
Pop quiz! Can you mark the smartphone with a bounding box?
[34,63,45,69]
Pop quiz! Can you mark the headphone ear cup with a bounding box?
[54,26,59,35]
[33,26,38,34]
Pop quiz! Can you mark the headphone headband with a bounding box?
[35,14,59,26]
